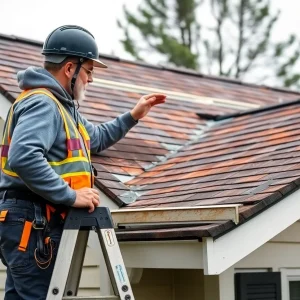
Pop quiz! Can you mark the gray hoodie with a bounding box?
[0,67,137,206]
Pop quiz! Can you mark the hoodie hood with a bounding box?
[17,67,73,105]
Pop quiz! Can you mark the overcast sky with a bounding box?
[0,0,299,62]
[0,0,141,59]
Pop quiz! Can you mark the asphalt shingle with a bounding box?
[1,34,300,240]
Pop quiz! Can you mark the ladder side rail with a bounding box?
[46,229,80,300]
[98,228,135,300]
[64,230,90,297]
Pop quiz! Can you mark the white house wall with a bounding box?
[203,187,300,275]
[0,94,11,142]
[117,214,300,300]
[102,221,300,300]
[120,240,204,269]
[216,221,300,300]
[0,93,11,120]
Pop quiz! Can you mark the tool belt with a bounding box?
[0,189,68,269]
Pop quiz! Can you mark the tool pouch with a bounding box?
[33,203,66,269]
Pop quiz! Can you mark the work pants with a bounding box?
[0,196,63,300]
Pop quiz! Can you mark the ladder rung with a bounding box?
[63,296,119,299]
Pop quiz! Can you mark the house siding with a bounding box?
[132,269,205,300]
[173,269,205,300]
[218,221,300,300]
[122,221,300,300]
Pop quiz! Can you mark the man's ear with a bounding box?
[64,62,74,79]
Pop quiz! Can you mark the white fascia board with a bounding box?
[203,188,300,275]
[0,93,12,120]
[120,240,204,269]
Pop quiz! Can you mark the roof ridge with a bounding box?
[201,97,300,121]
[0,33,43,47]
[1,33,300,96]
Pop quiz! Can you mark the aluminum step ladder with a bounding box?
[46,207,135,300]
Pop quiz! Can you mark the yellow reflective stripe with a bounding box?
[1,132,5,146]
[5,107,14,143]
[1,89,92,181]
[1,157,18,177]
[3,91,31,144]
[49,156,89,166]
[15,91,31,103]
[15,90,54,103]
[79,123,89,139]
[47,96,72,140]
[2,169,18,177]
[18,89,72,140]
[56,105,71,140]
[60,171,91,179]
[1,157,5,168]
[62,105,79,139]
[5,89,55,143]
[78,123,89,140]
[78,123,91,158]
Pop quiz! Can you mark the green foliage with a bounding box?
[118,0,201,70]
[118,0,300,89]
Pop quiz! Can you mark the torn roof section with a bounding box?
[116,101,300,240]
[127,100,300,205]
[1,34,300,240]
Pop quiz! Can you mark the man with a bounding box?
[0,25,166,299]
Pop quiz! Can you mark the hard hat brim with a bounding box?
[44,55,107,68]
[92,58,107,68]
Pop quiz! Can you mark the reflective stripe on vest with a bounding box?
[0,89,93,189]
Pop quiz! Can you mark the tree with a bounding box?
[118,0,202,70]
[118,0,300,89]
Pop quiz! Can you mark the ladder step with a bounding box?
[63,296,119,299]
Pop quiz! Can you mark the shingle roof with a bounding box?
[1,33,300,241]
[115,101,300,240]
[127,102,300,206]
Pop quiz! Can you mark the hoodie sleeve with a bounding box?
[7,95,76,206]
[80,112,138,153]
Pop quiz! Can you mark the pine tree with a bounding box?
[118,0,300,88]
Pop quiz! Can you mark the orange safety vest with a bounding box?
[1,88,94,190]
